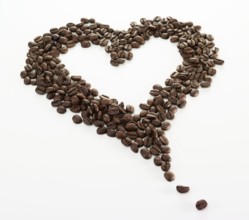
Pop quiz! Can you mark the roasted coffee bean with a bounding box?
[57,106,66,114]
[161,121,171,130]
[213,59,224,65]
[125,122,137,131]
[161,162,171,171]
[190,89,199,97]
[161,154,171,162]
[196,199,208,210]
[72,115,83,124]
[164,171,175,182]
[81,41,91,48]
[116,130,126,139]
[154,156,162,166]
[149,145,160,156]
[170,36,179,43]
[176,185,190,193]
[107,129,116,137]
[134,36,145,45]
[107,106,119,115]
[160,135,169,145]
[130,142,139,153]
[97,126,107,134]
[161,146,171,154]
[131,41,140,48]
[140,148,152,159]
[200,81,211,88]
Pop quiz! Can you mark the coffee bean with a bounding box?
[160,136,169,145]
[134,36,145,45]
[116,130,126,139]
[154,156,162,166]
[161,162,171,171]
[150,145,161,156]
[161,146,171,154]
[107,106,120,115]
[161,121,171,130]
[213,59,224,65]
[81,41,91,48]
[72,115,83,124]
[170,36,179,43]
[176,185,190,193]
[57,106,66,114]
[161,154,171,162]
[125,122,137,131]
[97,126,107,134]
[130,142,139,153]
[140,148,152,159]
[196,199,208,210]
[131,41,140,48]
[200,81,211,88]
[190,89,199,97]
[71,75,82,81]
[164,171,175,182]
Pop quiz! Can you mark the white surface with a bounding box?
[1,0,249,219]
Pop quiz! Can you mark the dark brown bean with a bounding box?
[97,126,107,134]
[57,106,66,114]
[116,130,126,139]
[72,115,83,124]
[140,148,152,159]
[150,145,161,156]
[164,171,175,182]
[176,185,190,193]
[196,199,208,210]
[154,156,162,166]
[125,123,137,131]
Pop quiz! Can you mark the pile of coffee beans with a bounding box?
[20,16,223,211]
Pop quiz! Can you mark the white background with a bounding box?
[1,0,249,219]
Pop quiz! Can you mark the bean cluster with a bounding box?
[20,16,224,183]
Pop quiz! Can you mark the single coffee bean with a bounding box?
[154,156,162,166]
[116,130,126,139]
[72,115,83,124]
[130,142,139,153]
[97,126,107,135]
[196,199,208,210]
[57,106,66,114]
[140,148,152,159]
[125,122,137,131]
[161,146,171,154]
[176,185,190,193]
[161,162,171,171]
[81,41,91,48]
[161,154,171,162]
[150,145,161,156]
[170,35,179,43]
[200,81,211,88]
[190,89,199,97]
[161,121,171,130]
[134,36,145,45]
[164,171,175,182]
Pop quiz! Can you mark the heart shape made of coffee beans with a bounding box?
[20,16,224,182]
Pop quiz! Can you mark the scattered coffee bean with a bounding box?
[176,185,190,193]
[57,106,66,114]
[72,115,83,124]
[154,156,162,166]
[196,199,208,210]
[164,171,175,182]
[140,148,152,159]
